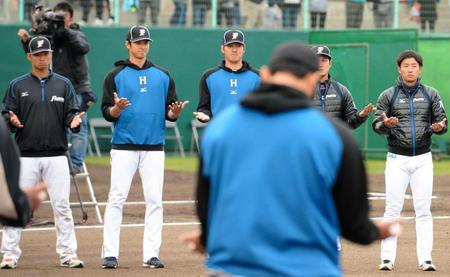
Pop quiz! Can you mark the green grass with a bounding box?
[86,156,450,175]
[85,155,198,172]
[366,159,450,175]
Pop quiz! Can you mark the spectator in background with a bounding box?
[262,0,282,29]
[192,0,211,27]
[279,0,302,29]
[80,0,114,26]
[418,0,438,32]
[244,0,264,28]
[217,0,241,27]
[0,0,10,22]
[24,0,35,22]
[170,0,187,26]
[138,0,160,26]
[310,0,328,29]
[372,0,394,28]
[346,0,365,28]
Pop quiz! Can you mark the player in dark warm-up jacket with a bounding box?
[311,45,374,129]
[182,41,396,277]
[1,36,84,269]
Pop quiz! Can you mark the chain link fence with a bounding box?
[0,0,447,32]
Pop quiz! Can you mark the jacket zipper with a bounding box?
[408,93,416,156]
[40,79,46,102]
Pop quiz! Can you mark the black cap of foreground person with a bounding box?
[268,41,319,76]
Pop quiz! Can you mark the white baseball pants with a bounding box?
[380,152,433,265]
[102,150,164,262]
[1,156,78,263]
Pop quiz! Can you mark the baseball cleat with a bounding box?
[420,261,436,271]
[379,260,394,271]
[0,258,17,269]
[143,257,164,268]
[60,257,84,268]
[102,257,118,269]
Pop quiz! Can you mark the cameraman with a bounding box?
[18,1,97,173]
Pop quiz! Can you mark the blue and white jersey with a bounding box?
[196,61,260,120]
[101,60,178,150]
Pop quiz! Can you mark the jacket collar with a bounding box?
[114,59,154,70]
[241,83,311,114]
[30,70,53,81]
[397,77,421,95]
[219,60,251,73]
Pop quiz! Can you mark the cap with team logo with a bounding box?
[126,25,153,43]
[223,30,245,46]
[311,45,332,60]
[28,36,53,54]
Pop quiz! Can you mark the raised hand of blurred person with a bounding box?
[23,182,47,211]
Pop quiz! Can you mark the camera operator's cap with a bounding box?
[28,36,53,54]
[269,41,319,77]
[311,45,332,59]
[223,30,245,46]
[127,25,153,42]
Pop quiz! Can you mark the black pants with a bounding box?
[310,12,326,29]
[421,17,435,32]
[81,0,110,22]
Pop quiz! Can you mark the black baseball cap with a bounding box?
[28,36,53,54]
[223,30,245,46]
[311,45,332,59]
[126,25,153,43]
[269,41,319,77]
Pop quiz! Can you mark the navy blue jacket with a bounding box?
[2,72,79,157]
[196,61,260,121]
[197,83,378,276]
[102,59,178,151]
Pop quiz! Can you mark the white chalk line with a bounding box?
[42,200,196,206]
[368,192,437,200]
[0,222,200,233]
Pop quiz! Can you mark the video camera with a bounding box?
[32,4,65,37]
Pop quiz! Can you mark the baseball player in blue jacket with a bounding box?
[183,41,397,277]
[194,30,260,123]
[100,26,188,269]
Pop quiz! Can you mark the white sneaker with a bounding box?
[93,18,104,26]
[379,260,394,271]
[106,17,114,26]
[78,20,87,26]
[60,257,84,268]
[0,257,17,269]
[420,261,436,271]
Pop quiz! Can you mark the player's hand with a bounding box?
[168,101,189,120]
[382,112,399,128]
[180,230,205,254]
[23,182,47,211]
[9,111,24,128]
[17,28,30,42]
[70,112,85,129]
[359,104,375,118]
[193,112,211,122]
[374,219,401,240]
[113,92,131,110]
[431,118,447,133]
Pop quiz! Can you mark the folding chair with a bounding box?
[165,120,185,157]
[190,119,207,155]
[89,118,114,157]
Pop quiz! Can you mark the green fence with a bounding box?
[1,26,447,156]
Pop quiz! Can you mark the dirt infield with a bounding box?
[1,164,450,276]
